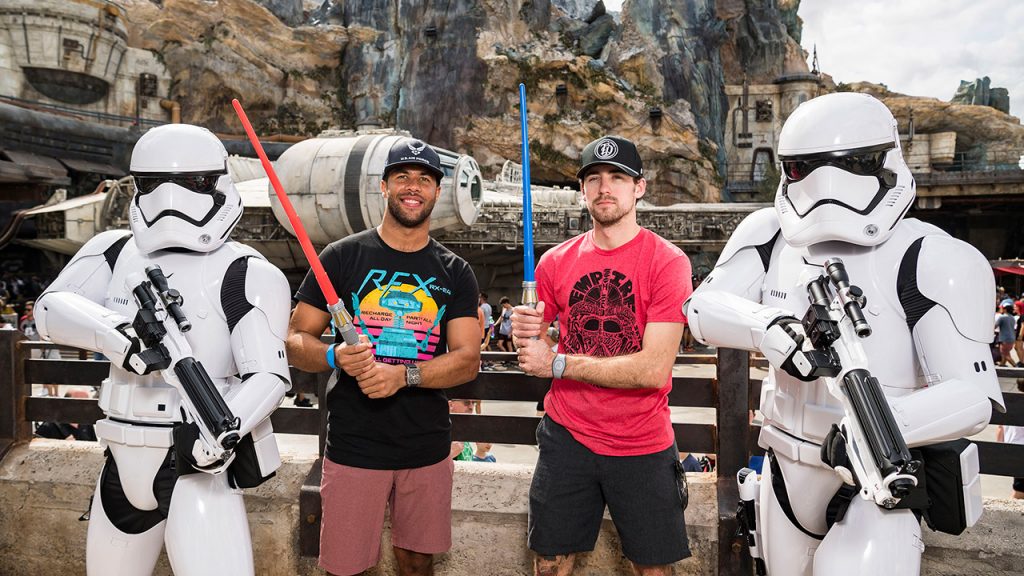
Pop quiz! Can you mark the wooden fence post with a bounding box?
[0,330,30,460]
[716,347,752,576]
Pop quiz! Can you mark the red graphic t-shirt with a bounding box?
[537,228,693,456]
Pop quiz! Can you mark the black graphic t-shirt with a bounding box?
[295,229,479,469]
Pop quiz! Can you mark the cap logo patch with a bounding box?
[408,140,426,156]
[595,138,618,160]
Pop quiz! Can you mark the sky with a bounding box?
[602,0,1023,120]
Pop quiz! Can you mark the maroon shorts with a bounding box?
[319,457,454,575]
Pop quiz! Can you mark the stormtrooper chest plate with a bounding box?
[99,244,237,423]
[759,242,921,443]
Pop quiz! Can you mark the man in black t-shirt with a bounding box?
[286,138,481,576]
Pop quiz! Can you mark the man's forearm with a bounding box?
[418,347,480,389]
[285,331,330,372]
[563,351,672,390]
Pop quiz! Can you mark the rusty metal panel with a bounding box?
[298,459,323,557]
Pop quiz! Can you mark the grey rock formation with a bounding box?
[952,77,1011,115]
[307,0,343,25]
[253,0,304,26]
[621,0,728,163]
[340,1,488,148]
[719,0,807,84]
[579,13,616,57]
[552,0,602,20]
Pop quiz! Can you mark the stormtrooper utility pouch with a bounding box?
[174,418,280,489]
[899,439,981,535]
[226,419,280,489]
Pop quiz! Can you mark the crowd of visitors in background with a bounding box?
[0,272,51,330]
[994,285,1024,367]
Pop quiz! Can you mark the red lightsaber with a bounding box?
[231,98,359,346]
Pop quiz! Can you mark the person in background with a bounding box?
[996,304,1017,367]
[494,297,514,353]
[448,399,497,462]
[995,379,1024,499]
[479,292,493,351]
[34,388,97,441]
[1014,298,1024,368]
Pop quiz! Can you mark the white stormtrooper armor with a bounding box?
[34,124,291,576]
[684,93,1003,576]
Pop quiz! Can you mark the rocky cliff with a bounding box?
[117,0,811,204]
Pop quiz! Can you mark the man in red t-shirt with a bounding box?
[512,135,693,576]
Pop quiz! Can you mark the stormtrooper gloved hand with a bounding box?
[759,316,817,381]
[821,423,857,486]
[102,324,170,375]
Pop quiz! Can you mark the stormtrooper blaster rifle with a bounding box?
[126,265,241,466]
[794,258,921,509]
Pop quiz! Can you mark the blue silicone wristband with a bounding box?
[325,344,337,370]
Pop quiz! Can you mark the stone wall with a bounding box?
[1,440,1022,575]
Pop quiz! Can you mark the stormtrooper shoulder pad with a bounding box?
[902,234,996,343]
[716,208,781,270]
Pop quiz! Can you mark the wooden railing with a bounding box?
[2,329,1023,575]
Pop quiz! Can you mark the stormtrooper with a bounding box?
[35,124,291,576]
[684,93,1004,575]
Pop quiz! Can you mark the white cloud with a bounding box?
[799,0,1024,119]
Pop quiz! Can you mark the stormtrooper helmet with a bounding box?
[128,124,242,253]
[774,92,915,247]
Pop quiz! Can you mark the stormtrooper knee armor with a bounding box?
[35,124,292,576]
[684,93,1004,576]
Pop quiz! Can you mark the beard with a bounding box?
[588,196,634,226]
[386,193,437,228]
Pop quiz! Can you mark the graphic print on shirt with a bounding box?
[564,268,641,357]
[351,269,446,362]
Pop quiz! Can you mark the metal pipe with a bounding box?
[159,99,180,124]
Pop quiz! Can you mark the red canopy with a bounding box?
[994,266,1024,276]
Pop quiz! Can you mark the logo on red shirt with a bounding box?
[564,268,641,357]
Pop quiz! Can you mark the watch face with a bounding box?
[406,364,422,387]
[553,355,566,378]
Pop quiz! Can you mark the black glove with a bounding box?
[821,423,857,486]
[762,316,817,382]
[117,324,170,375]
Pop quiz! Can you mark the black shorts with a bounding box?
[528,416,691,565]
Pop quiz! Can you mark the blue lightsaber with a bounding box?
[519,83,537,308]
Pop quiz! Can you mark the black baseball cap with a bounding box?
[383,137,444,183]
[576,135,643,180]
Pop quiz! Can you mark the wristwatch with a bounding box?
[405,364,422,388]
[551,353,567,379]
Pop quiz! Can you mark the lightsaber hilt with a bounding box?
[521,281,538,310]
[328,300,360,346]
